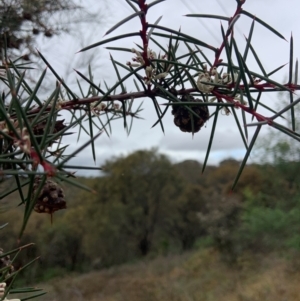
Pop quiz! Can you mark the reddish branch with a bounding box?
[212,2,244,68]
[138,0,150,67]
[213,90,272,123]
[30,149,56,176]
[24,80,299,122]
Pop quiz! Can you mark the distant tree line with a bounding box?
[2,144,300,283]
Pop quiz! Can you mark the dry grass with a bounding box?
[37,249,300,301]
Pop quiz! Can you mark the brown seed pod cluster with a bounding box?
[0,248,14,280]
[33,119,66,146]
[33,177,66,214]
[171,93,209,133]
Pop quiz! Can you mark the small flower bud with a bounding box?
[154,72,168,80]
[113,102,120,110]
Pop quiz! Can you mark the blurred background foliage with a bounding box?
[2,120,300,291]
[0,0,100,60]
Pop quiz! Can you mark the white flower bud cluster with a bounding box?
[0,283,20,301]
[0,116,31,154]
[90,102,107,115]
[55,99,65,110]
[14,127,31,154]
[113,102,120,110]
[221,72,239,85]
[199,67,248,116]
[222,107,231,116]
[233,94,248,107]
[197,65,240,93]
[126,48,168,85]
[126,48,156,67]
[47,98,65,111]
[197,72,214,93]
[0,119,12,138]
[90,101,121,115]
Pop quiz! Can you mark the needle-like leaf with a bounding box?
[110,54,126,93]
[232,125,261,190]
[243,19,255,62]
[232,108,248,150]
[185,14,230,21]
[105,11,144,36]
[148,0,166,9]
[147,16,163,41]
[202,106,220,173]
[125,0,139,13]
[149,24,218,52]
[78,33,140,52]
[86,104,96,162]
[240,10,286,40]
[37,50,77,100]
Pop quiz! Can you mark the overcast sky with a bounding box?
[35,0,300,176]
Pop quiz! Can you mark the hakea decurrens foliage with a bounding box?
[0,1,300,298]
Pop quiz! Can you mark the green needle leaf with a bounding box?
[232,108,248,150]
[202,106,220,173]
[244,39,267,77]
[86,104,96,162]
[287,34,296,131]
[271,121,300,142]
[241,106,248,141]
[288,33,294,84]
[55,173,96,193]
[74,69,105,95]
[25,67,47,111]
[295,59,298,85]
[121,100,128,129]
[243,19,255,62]
[185,14,230,21]
[105,11,144,36]
[150,96,164,133]
[57,131,103,168]
[240,10,286,40]
[39,86,60,150]
[110,54,126,93]
[37,50,77,100]
[147,15,163,41]
[78,33,140,52]
[105,47,133,53]
[267,63,287,77]
[148,0,166,9]
[233,39,253,109]
[20,292,47,300]
[148,24,217,52]
[0,223,8,229]
[220,23,235,87]
[232,125,261,190]
[289,91,295,131]
[125,0,139,13]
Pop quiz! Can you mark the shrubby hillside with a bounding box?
[2,148,300,286]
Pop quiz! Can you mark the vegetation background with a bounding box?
[3,134,300,300]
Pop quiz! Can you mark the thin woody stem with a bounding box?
[212,1,245,68]
[18,81,300,121]
[138,0,150,68]
[213,90,272,123]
